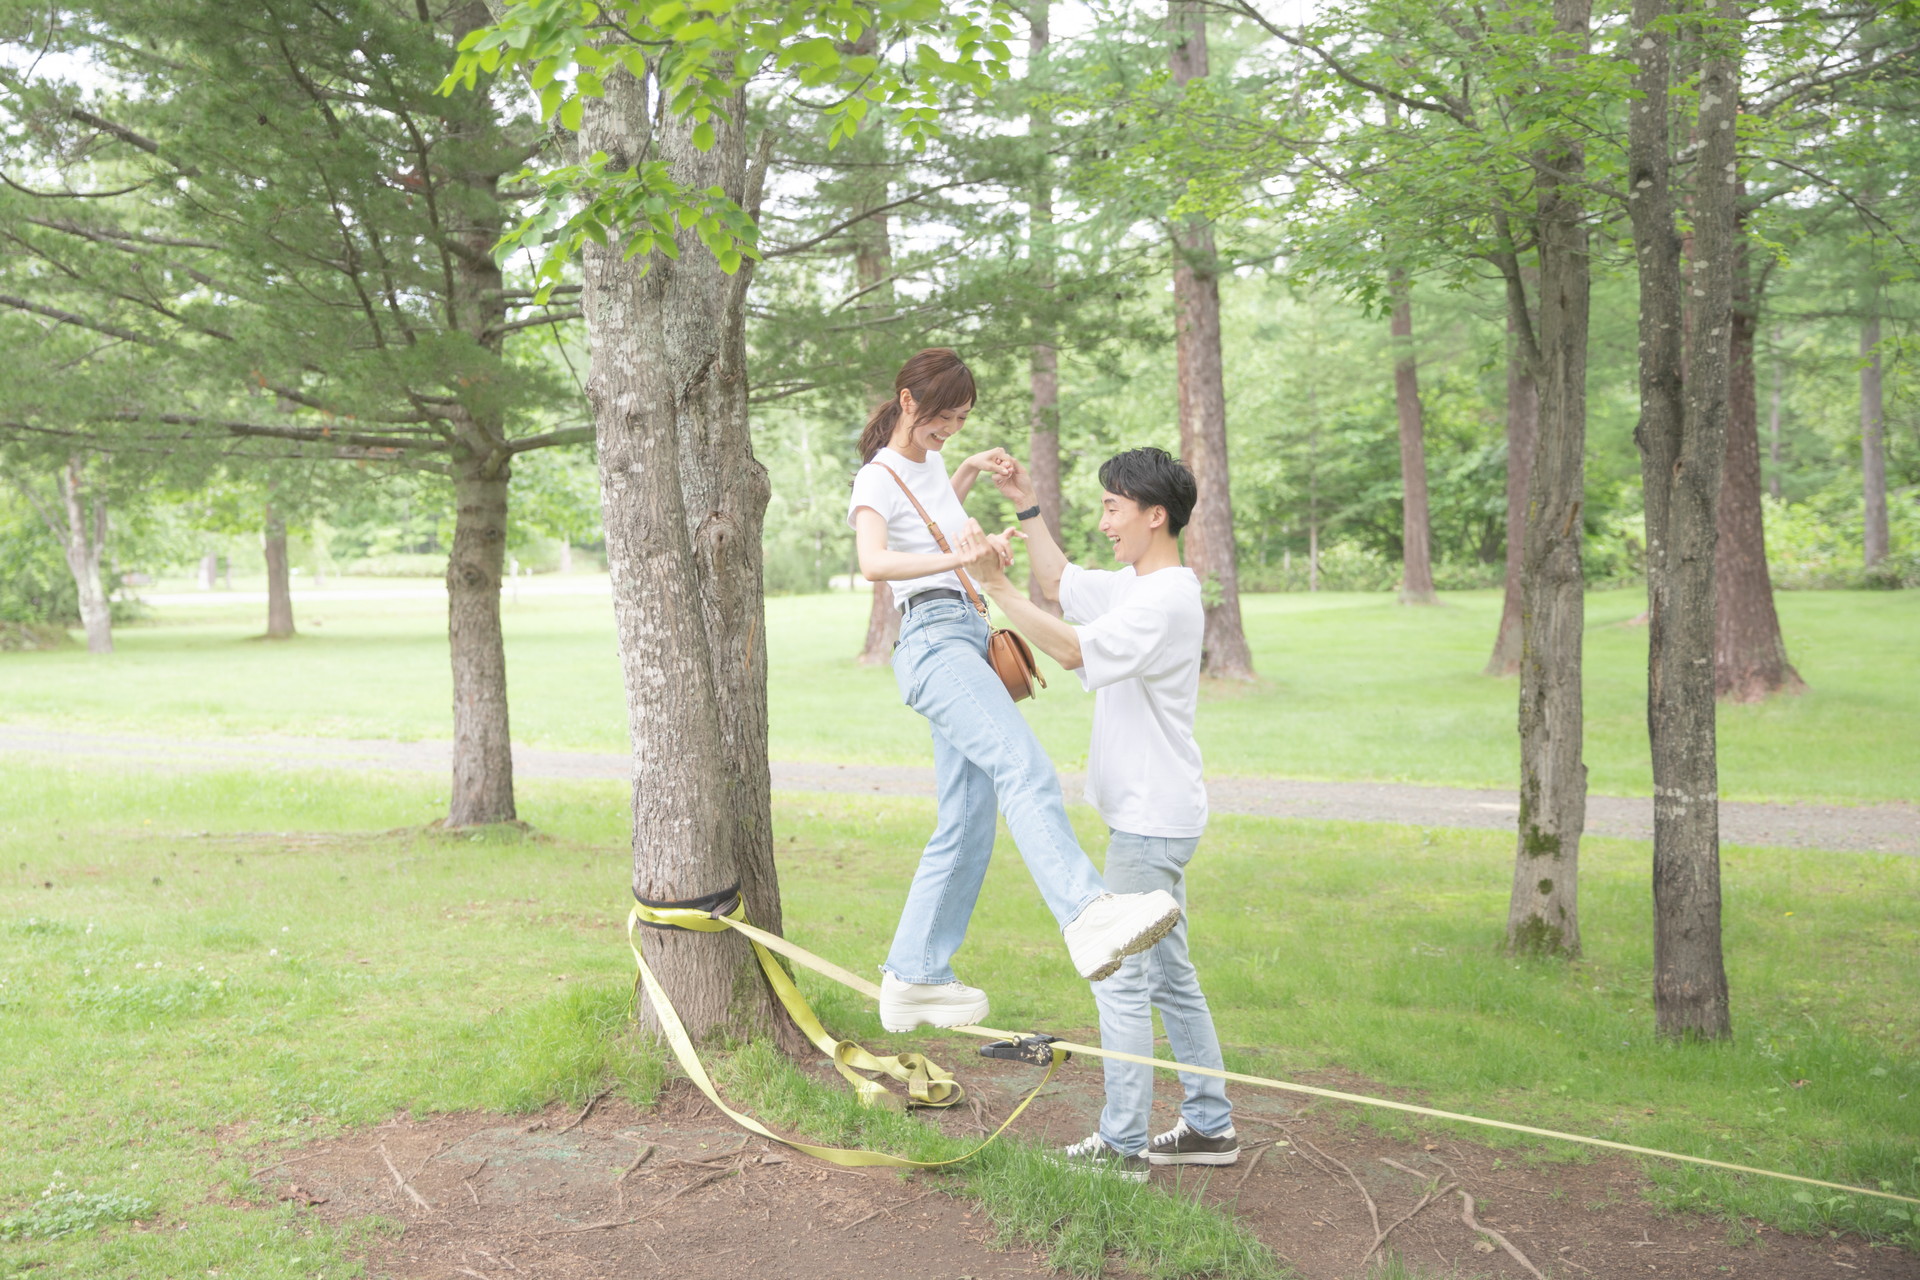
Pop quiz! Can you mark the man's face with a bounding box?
[1098,491,1163,565]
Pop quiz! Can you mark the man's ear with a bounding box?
[1148,504,1169,531]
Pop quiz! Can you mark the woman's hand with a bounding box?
[955,518,1021,587]
[958,447,1016,487]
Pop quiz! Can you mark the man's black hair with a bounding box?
[1098,447,1197,535]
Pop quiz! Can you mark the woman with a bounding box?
[846,348,1181,1034]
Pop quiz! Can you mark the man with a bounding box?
[963,446,1237,1181]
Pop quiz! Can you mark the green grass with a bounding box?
[715,1041,1284,1279]
[2,763,1915,1278]
[2,584,1916,802]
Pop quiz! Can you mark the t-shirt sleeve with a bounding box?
[1074,597,1176,691]
[847,465,897,532]
[1059,564,1125,625]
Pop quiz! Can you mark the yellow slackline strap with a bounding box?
[656,908,1920,1208]
[627,902,1059,1168]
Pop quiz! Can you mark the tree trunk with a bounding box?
[435,0,521,828]
[581,66,792,1048]
[1861,305,1889,568]
[54,456,113,654]
[1629,0,1733,1040]
[1715,232,1802,701]
[446,449,516,826]
[263,502,296,640]
[1505,0,1589,959]
[1389,268,1437,605]
[198,551,217,590]
[1169,2,1254,680]
[1486,296,1538,676]
[852,127,901,665]
[1767,330,1782,501]
[1028,339,1062,608]
[1027,0,1064,616]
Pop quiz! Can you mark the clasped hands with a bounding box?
[952,448,1036,588]
[954,518,1024,588]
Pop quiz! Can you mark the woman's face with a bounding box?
[897,391,972,454]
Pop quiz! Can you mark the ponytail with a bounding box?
[858,399,903,464]
[855,348,978,465]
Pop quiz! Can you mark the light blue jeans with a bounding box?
[884,598,1106,985]
[1093,830,1233,1155]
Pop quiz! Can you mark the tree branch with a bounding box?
[502,426,594,454]
[485,310,583,340]
[763,181,970,257]
[69,108,200,177]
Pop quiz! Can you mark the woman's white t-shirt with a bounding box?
[847,447,969,609]
[1059,562,1208,839]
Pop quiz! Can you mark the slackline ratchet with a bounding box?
[626,892,1059,1168]
[627,894,1920,1206]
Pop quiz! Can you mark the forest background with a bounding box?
[2,0,1914,629]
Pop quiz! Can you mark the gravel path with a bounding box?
[2,725,1912,855]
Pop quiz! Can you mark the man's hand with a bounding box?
[988,454,1037,509]
[956,518,1021,587]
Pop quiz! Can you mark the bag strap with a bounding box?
[877,464,989,616]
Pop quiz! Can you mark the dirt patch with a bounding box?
[247,1051,1918,1280]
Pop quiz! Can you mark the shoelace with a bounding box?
[1063,1133,1112,1158]
[1150,1119,1194,1150]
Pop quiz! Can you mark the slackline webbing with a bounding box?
[627,898,1920,1205]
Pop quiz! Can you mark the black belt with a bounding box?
[901,587,967,613]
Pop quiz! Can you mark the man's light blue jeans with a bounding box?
[1093,829,1233,1155]
[883,597,1105,985]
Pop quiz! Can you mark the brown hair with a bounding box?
[857,348,977,464]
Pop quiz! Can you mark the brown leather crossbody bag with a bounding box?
[879,465,1047,703]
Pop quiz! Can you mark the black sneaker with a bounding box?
[1146,1119,1240,1166]
[1049,1133,1150,1182]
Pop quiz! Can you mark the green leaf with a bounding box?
[692,120,715,151]
[559,96,583,132]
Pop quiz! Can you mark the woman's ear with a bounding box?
[898,388,917,420]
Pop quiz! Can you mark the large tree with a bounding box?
[1627,0,1737,1040]
[1168,0,1256,680]
[0,0,593,826]
[459,0,1012,1043]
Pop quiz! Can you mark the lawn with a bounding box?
[1,761,1915,1279]
[1,582,1915,802]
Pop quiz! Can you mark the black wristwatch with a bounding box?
[1015,504,1041,522]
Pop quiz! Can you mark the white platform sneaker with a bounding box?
[878,973,990,1033]
[1062,890,1183,981]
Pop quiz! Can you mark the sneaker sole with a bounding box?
[1146,1149,1241,1166]
[879,1000,989,1034]
[1081,905,1182,981]
[1047,1158,1150,1183]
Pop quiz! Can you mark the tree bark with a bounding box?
[1860,304,1889,568]
[581,65,792,1048]
[1505,0,1589,960]
[1629,0,1733,1040]
[263,502,296,640]
[1767,330,1782,501]
[852,127,901,665]
[1388,268,1437,605]
[446,448,516,826]
[1170,1,1254,680]
[52,456,112,654]
[1027,0,1064,616]
[1715,231,1802,701]
[1486,295,1538,676]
